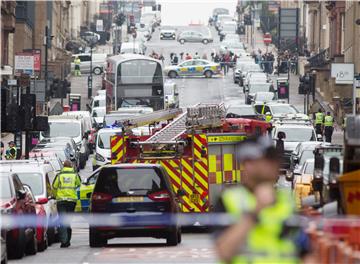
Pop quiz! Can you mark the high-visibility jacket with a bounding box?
[265,114,272,123]
[53,167,81,202]
[315,112,324,125]
[221,186,298,264]
[324,115,334,127]
[5,147,17,160]
[74,58,81,65]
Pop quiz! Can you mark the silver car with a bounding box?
[71,53,107,75]
[177,31,213,44]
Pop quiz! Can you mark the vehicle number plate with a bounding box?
[113,197,144,203]
[190,193,200,203]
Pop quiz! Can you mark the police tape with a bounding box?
[0,212,344,229]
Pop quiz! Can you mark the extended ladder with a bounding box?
[145,103,225,142]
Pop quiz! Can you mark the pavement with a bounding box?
[6,23,344,264]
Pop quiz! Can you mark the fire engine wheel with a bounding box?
[168,71,178,79]
[204,70,213,78]
[93,67,102,75]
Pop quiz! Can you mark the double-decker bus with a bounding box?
[103,54,164,111]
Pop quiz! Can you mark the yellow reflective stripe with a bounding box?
[216,172,222,184]
[223,153,233,171]
[208,155,216,173]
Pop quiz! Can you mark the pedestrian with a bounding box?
[215,136,309,263]
[52,160,81,248]
[0,141,4,160]
[220,55,227,76]
[172,53,179,65]
[185,53,192,60]
[74,56,81,76]
[324,111,334,143]
[194,52,200,59]
[265,111,272,123]
[5,141,17,160]
[314,108,324,136]
[214,53,220,63]
[159,54,165,64]
[224,53,231,74]
[202,53,208,60]
[276,131,286,156]
[170,52,174,62]
[179,52,184,61]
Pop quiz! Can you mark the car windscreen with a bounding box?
[299,150,314,166]
[104,115,128,126]
[49,159,62,171]
[0,176,12,199]
[227,106,255,116]
[98,132,119,149]
[41,122,80,138]
[93,99,106,107]
[16,173,43,196]
[95,167,166,196]
[249,84,271,93]
[304,162,314,174]
[271,105,298,114]
[277,127,316,142]
[255,92,274,101]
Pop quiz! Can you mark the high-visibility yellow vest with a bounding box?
[315,112,324,125]
[265,114,272,123]
[5,147,17,160]
[324,115,334,127]
[74,58,81,65]
[53,167,81,202]
[221,186,298,264]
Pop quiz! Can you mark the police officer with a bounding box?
[53,160,81,248]
[5,141,17,160]
[324,111,334,143]
[314,108,324,135]
[74,56,81,76]
[215,137,309,263]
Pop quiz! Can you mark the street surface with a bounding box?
[7,24,343,264]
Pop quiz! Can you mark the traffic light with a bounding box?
[244,14,252,25]
[5,103,21,132]
[21,94,36,131]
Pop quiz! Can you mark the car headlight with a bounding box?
[95,153,105,162]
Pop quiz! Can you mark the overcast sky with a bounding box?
[156,0,237,26]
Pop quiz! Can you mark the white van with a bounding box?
[42,116,89,168]
[91,95,106,109]
[120,42,144,55]
[164,81,179,109]
[93,127,123,170]
[71,53,107,75]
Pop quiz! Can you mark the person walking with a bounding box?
[324,112,334,143]
[314,108,324,136]
[220,55,227,76]
[5,141,17,160]
[53,160,81,248]
[185,53,192,60]
[1,141,4,160]
[202,53,208,60]
[172,53,179,65]
[194,52,200,59]
[215,137,309,263]
[74,56,81,76]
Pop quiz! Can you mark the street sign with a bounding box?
[30,80,46,102]
[96,19,104,32]
[7,79,17,86]
[263,32,272,44]
[331,63,354,84]
[15,54,34,75]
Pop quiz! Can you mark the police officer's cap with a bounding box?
[237,136,279,162]
[8,141,15,145]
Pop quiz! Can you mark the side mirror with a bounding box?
[17,189,26,200]
[177,189,186,197]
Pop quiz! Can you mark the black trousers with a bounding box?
[324,126,333,143]
[315,124,323,135]
[57,200,76,244]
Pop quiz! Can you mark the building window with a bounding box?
[340,13,345,54]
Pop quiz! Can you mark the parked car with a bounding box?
[218,21,237,41]
[23,185,48,252]
[233,61,262,84]
[89,164,182,247]
[245,82,275,104]
[1,228,7,264]
[0,172,37,259]
[226,104,257,118]
[219,41,246,57]
[29,151,63,174]
[177,31,213,44]
[252,91,276,104]
[120,41,146,55]
[0,160,59,245]
[160,27,176,40]
[75,167,101,212]
[164,59,221,78]
[71,53,107,75]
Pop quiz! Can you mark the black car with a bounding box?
[89,164,182,247]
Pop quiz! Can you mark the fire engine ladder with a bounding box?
[145,103,226,142]
[122,108,183,131]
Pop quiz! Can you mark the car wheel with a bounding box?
[177,229,182,244]
[8,229,25,259]
[202,39,209,44]
[168,71,177,79]
[179,39,185,44]
[89,228,107,248]
[93,67,102,75]
[204,70,213,78]
[25,229,37,255]
[166,230,178,246]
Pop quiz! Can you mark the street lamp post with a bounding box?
[87,36,97,99]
